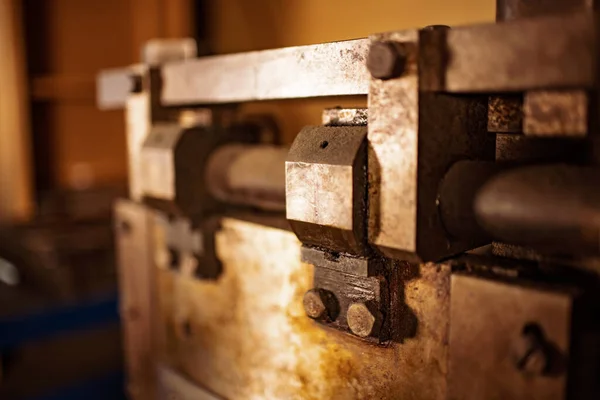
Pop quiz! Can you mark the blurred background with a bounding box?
[0,0,493,398]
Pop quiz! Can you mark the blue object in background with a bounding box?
[0,293,124,400]
[0,294,119,350]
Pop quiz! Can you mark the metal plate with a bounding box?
[367,30,420,257]
[448,274,573,400]
[446,12,594,92]
[523,90,588,137]
[153,217,451,399]
[161,39,370,105]
[115,200,157,400]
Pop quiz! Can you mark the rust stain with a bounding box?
[153,218,449,399]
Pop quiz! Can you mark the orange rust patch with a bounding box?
[153,218,450,399]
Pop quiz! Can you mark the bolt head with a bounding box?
[367,42,406,80]
[347,302,382,338]
[303,289,338,321]
[303,289,327,319]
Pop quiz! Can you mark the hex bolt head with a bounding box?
[347,302,382,338]
[303,288,339,321]
[366,41,407,80]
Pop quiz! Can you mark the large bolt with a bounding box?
[366,42,407,80]
[303,288,338,321]
[347,302,382,338]
[512,323,550,375]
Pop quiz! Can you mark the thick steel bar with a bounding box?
[98,12,596,107]
[205,144,287,211]
[445,12,595,93]
[161,39,370,105]
[496,0,594,21]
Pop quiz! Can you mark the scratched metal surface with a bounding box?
[161,39,370,105]
[152,217,450,399]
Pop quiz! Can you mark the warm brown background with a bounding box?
[0,0,494,221]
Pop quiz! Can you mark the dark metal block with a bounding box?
[488,95,523,133]
[368,30,493,261]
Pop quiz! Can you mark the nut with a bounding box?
[366,41,406,80]
[347,302,382,338]
[303,288,338,321]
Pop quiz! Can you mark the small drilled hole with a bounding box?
[320,140,329,149]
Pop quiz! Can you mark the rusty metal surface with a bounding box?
[446,12,595,92]
[161,39,370,105]
[311,261,387,342]
[367,30,419,257]
[322,108,368,126]
[301,246,380,277]
[368,30,493,261]
[205,144,287,212]
[524,90,588,137]
[114,199,157,400]
[496,0,595,21]
[488,95,523,133]
[286,126,368,255]
[153,217,451,400]
[495,133,587,162]
[448,274,573,400]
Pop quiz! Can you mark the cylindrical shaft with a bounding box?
[205,144,288,211]
[438,160,501,241]
[475,165,600,255]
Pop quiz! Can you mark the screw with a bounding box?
[347,302,382,338]
[512,323,550,375]
[366,41,407,80]
[303,288,339,321]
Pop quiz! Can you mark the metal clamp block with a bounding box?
[286,125,368,255]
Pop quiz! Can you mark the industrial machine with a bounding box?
[98,0,600,398]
